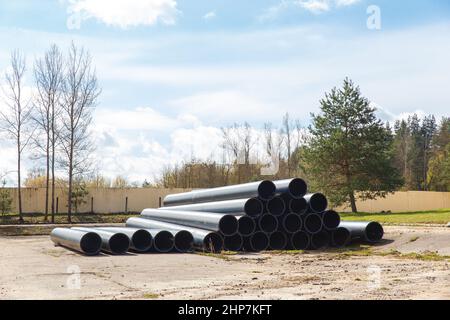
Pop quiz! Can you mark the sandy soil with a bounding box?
[0,225,449,300]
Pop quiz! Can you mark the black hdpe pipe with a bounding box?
[257,214,279,233]
[163,180,276,206]
[290,231,310,250]
[141,208,238,236]
[269,231,288,250]
[71,227,130,255]
[237,215,256,236]
[160,198,264,218]
[125,219,193,252]
[330,227,351,248]
[321,210,341,231]
[265,196,286,216]
[309,230,330,250]
[304,193,328,213]
[243,232,269,252]
[50,228,102,256]
[339,221,384,243]
[96,227,153,252]
[303,213,323,234]
[273,178,307,199]
[127,217,222,252]
[279,213,303,234]
[280,193,308,215]
[223,234,243,251]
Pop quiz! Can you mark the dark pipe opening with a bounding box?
[258,214,278,233]
[238,216,256,236]
[322,210,341,230]
[289,178,307,198]
[331,227,350,247]
[309,193,328,213]
[269,232,287,250]
[366,222,384,242]
[290,198,307,214]
[109,233,130,254]
[310,231,330,250]
[290,231,310,250]
[80,232,102,255]
[283,214,303,233]
[174,230,194,253]
[203,233,224,253]
[244,198,264,217]
[258,180,276,200]
[131,230,153,252]
[224,234,243,251]
[219,215,238,236]
[250,232,269,251]
[266,196,285,216]
[154,231,174,253]
[304,214,323,234]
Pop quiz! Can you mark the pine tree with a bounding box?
[303,78,403,212]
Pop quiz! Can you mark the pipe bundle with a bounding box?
[50,178,384,256]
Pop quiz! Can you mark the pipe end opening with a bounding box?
[80,232,102,255]
[289,178,307,198]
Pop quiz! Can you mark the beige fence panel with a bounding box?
[1,188,449,214]
[336,191,450,212]
[2,188,189,214]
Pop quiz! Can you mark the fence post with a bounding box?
[56,197,59,214]
[125,197,128,214]
[159,197,162,208]
[91,197,94,214]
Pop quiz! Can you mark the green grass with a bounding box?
[340,209,450,225]
[142,293,159,299]
[334,247,450,262]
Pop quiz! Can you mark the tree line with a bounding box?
[155,79,449,212]
[0,43,100,223]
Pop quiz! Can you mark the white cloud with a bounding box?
[297,0,330,14]
[259,0,360,20]
[66,0,180,28]
[203,11,216,21]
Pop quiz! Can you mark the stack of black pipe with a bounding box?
[50,178,384,255]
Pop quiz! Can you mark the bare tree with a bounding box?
[0,50,34,222]
[33,44,64,222]
[59,43,100,223]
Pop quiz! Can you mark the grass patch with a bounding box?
[196,251,237,261]
[335,247,450,262]
[269,250,305,255]
[142,293,159,299]
[340,209,450,225]
[409,236,420,243]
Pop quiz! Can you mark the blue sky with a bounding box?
[0,0,449,183]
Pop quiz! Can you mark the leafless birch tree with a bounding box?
[0,50,34,222]
[33,44,64,222]
[59,43,100,223]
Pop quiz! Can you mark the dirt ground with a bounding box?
[0,225,449,300]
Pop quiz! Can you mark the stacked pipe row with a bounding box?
[50,178,384,255]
